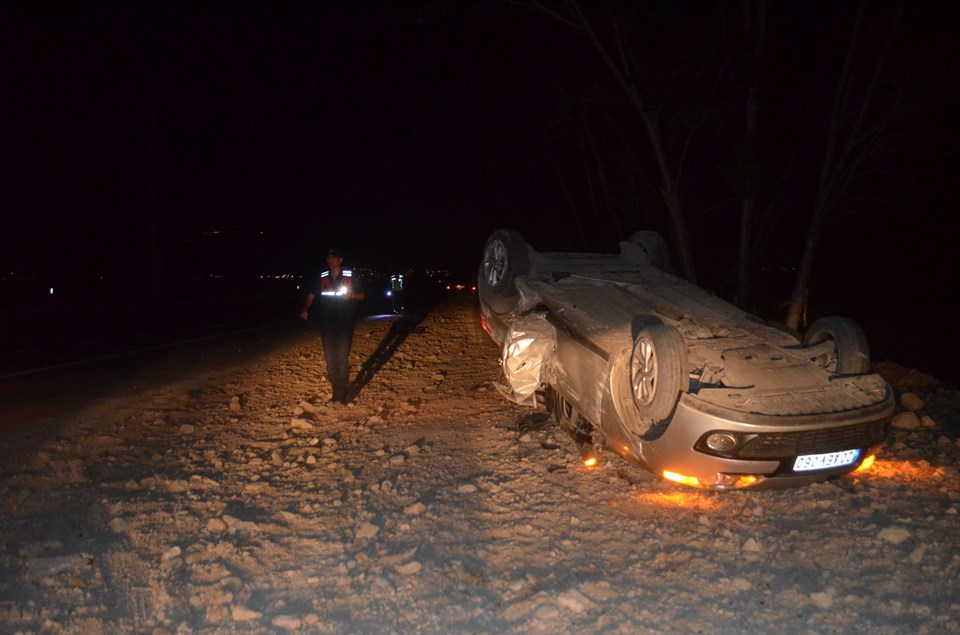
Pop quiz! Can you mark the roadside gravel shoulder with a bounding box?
[1,298,958,634]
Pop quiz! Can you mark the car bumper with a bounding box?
[631,392,894,489]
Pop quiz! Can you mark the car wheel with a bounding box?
[627,230,673,272]
[478,229,532,315]
[550,388,591,436]
[630,323,687,421]
[803,316,871,375]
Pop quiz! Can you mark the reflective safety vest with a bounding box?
[319,269,355,297]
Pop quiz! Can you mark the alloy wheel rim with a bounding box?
[484,240,507,287]
[632,338,657,405]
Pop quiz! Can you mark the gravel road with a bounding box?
[1,297,958,634]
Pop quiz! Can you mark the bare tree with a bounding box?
[580,109,627,241]
[147,84,164,307]
[532,0,697,283]
[551,159,589,249]
[784,1,904,331]
[732,0,765,309]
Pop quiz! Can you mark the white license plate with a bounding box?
[793,449,860,472]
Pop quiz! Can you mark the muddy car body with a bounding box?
[478,229,894,489]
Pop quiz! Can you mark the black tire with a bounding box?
[630,323,687,421]
[628,230,674,272]
[803,316,871,375]
[478,229,532,315]
[550,387,591,437]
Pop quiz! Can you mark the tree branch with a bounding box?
[528,1,584,31]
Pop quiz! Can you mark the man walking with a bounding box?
[300,247,365,404]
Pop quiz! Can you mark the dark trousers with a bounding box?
[320,320,354,393]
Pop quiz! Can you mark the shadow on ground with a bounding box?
[350,314,427,401]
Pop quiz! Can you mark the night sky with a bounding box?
[1,2,959,378]
[2,2,575,277]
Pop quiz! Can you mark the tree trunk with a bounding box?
[638,111,696,283]
[784,1,900,331]
[147,89,163,307]
[736,1,764,309]
[581,111,624,241]
[553,162,589,249]
[737,197,754,309]
[541,1,697,282]
[737,86,758,309]
[784,211,821,331]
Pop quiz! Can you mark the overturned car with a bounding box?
[478,229,893,489]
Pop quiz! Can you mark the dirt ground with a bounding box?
[1,297,958,634]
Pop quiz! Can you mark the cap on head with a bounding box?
[327,247,343,258]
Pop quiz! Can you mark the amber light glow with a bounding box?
[855,454,876,472]
[637,491,723,510]
[869,458,947,489]
[479,315,491,337]
[662,470,762,489]
[662,470,701,488]
[578,441,599,467]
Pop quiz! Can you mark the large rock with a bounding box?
[900,392,925,411]
[891,411,921,430]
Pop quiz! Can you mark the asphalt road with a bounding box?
[0,319,316,435]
